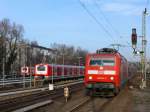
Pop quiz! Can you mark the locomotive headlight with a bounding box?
[89,76,93,80]
[110,76,114,80]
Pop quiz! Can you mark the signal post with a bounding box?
[64,86,69,102]
[131,8,148,89]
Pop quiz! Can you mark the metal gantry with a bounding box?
[141,8,148,88]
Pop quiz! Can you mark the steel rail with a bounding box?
[0,80,83,97]
[13,100,53,112]
[0,82,83,112]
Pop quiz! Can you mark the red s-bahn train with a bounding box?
[34,64,84,80]
[84,48,136,96]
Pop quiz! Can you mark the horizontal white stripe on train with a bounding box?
[88,70,116,75]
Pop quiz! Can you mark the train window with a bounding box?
[23,68,27,71]
[89,58,115,66]
[103,60,115,66]
[37,65,45,71]
[90,60,102,66]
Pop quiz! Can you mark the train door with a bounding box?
[64,67,68,76]
[69,68,72,76]
[57,66,62,76]
[53,65,57,77]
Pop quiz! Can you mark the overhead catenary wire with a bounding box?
[93,0,121,39]
[120,47,140,62]
[109,43,139,62]
[95,0,136,49]
[78,0,115,42]
[92,0,131,47]
[146,0,149,10]
[78,0,141,61]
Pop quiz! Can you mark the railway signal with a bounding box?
[131,8,148,89]
[131,28,137,50]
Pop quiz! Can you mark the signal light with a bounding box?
[131,28,137,49]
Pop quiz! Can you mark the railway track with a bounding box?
[66,97,91,112]
[0,82,83,112]
[0,79,83,94]
[63,87,128,112]
[29,85,123,112]
[66,96,113,112]
[0,79,83,99]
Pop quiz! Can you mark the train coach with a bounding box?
[84,48,136,96]
[34,64,85,80]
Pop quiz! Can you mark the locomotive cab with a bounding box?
[35,64,51,79]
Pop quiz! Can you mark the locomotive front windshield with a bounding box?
[89,58,115,66]
[37,65,46,71]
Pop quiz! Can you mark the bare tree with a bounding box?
[0,18,24,76]
[0,18,88,78]
[50,43,88,65]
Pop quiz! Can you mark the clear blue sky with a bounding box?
[0,0,149,61]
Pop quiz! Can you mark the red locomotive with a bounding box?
[34,64,84,80]
[84,48,135,96]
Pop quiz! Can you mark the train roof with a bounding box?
[36,64,85,68]
[48,64,85,68]
[88,48,127,61]
[96,48,118,54]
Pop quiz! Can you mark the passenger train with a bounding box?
[34,64,85,80]
[84,48,136,96]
